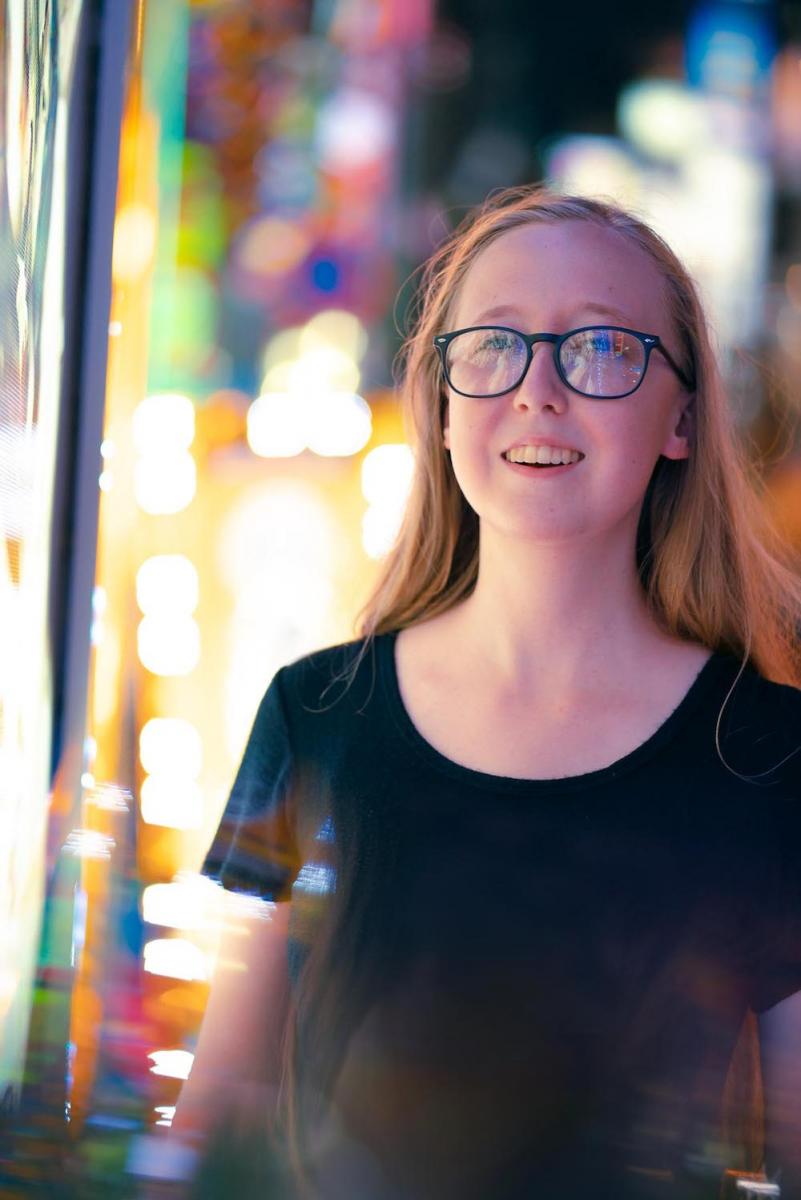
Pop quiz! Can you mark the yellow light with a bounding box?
[546,136,641,207]
[305,392,372,457]
[137,616,200,676]
[362,502,404,561]
[361,443,414,505]
[143,938,208,982]
[133,393,195,453]
[136,556,199,616]
[139,718,202,777]
[246,393,308,458]
[260,327,304,375]
[287,345,360,394]
[147,1050,195,1080]
[617,80,706,162]
[134,452,196,515]
[260,361,296,392]
[140,776,203,829]
[300,309,368,361]
[112,203,157,283]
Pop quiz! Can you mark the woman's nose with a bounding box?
[512,345,568,412]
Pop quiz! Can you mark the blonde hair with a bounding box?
[340,183,801,696]
[282,184,801,1188]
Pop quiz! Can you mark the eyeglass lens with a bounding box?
[444,327,647,398]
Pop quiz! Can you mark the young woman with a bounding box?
[174,186,801,1200]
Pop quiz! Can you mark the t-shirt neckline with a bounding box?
[378,626,739,794]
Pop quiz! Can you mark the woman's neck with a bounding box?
[449,520,683,693]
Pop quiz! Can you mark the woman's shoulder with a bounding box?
[723,654,801,714]
[714,655,801,787]
[276,631,386,719]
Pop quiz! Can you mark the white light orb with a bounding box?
[618,81,706,162]
[546,135,642,208]
[360,443,414,505]
[246,392,308,458]
[136,556,199,616]
[139,718,202,778]
[361,502,404,561]
[315,89,395,171]
[133,393,195,453]
[305,392,372,457]
[137,616,200,676]
[134,451,196,514]
[287,345,360,394]
[140,776,203,829]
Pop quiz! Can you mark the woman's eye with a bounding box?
[474,333,515,355]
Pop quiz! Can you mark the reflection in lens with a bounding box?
[446,328,526,395]
[560,328,644,396]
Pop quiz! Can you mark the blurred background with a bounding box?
[1,0,800,1194]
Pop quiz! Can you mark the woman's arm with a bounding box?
[172,896,293,1144]
[758,989,801,1196]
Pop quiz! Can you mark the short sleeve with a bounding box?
[202,668,301,903]
[747,789,801,1014]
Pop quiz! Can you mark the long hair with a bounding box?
[348,183,801,689]
[279,184,801,1189]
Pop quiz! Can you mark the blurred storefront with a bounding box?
[0,0,799,1195]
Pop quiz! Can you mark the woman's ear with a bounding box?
[442,398,450,450]
[663,394,695,460]
[676,394,695,441]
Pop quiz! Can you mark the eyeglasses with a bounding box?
[433,325,694,400]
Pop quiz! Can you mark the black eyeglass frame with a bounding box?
[432,324,695,400]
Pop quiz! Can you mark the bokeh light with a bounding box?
[305,391,372,457]
[137,616,201,677]
[139,718,203,778]
[246,392,308,457]
[136,557,200,616]
[140,777,204,830]
[134,452,197,514]
[112,203,157,282]
[133,394,195,453]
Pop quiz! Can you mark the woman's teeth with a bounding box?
[504,446,582,466]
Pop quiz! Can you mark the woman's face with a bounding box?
[441,219,693,547]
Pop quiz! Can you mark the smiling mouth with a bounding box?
[501,452,585,469]
[509,461,570,468]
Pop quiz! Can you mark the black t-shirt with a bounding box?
[202,630,801,1200]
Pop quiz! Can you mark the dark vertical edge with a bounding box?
[50,0,133,815]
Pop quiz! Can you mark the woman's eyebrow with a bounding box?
[464,302,635,328]
[581,302,633,324]
[467,305,521,325]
